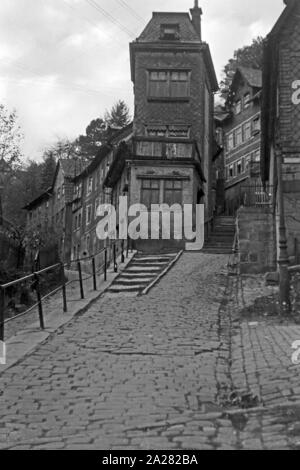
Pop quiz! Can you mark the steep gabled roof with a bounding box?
[23,188,53,211]
[73,123,133,182]
[236,66,262,89]
[59,159,77,178]
[137,12,201,43]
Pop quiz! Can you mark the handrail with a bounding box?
[1,273,35,289]
[0,238,131,342]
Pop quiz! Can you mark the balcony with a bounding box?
[134,139,194,160]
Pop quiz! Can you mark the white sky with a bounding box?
[0,0,285,161]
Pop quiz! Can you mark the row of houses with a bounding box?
[24,1,219,262]
[23,0,300,275]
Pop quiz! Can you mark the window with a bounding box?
[146,125,190,139]
[87,177,93,195]
[244,93,250,109]
[166,143,193,159]
[227,133,234,151]
[229,165,234,178]
[149,71,168,97]
[252,149,260,162]
[170,71,189,98]
[168,126,190,138]
[78,212,82,228]
[146,126,167,138]
[136,141,163,157]
[141,179,160,209]
[160,24,180,40]
[235,100,242,114]
[245,155,251,170]
[86,205,92,225]
[95,198,100,219]
[164,180,182,206]
[235,127,243,146]
[74,215,78,230]
[243,121,252,141]
[148,70,190,98]
[237,160,242,175]
[252,116,261,134]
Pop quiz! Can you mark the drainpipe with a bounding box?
[276,147,290,311]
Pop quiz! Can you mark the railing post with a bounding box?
[34,273,45,330]
[92,258,97,291]
[0,287,5,342]
[113,243,117,273]
[121,240,125,264]
[61,263,67,313]
[104,249,107,281]
[77,261,85,299]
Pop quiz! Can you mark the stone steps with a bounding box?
[202,216,236,255]
[106,252,179,295]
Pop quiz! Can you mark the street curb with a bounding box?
[141,250,184,296]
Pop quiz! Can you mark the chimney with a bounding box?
[190,0,203,40]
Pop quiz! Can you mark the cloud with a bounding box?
[0,0,286,161]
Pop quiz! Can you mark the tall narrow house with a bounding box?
[261,0,300,264]
[106,1,218,252]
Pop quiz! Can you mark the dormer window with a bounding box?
[235,100,242,115]
[160,24,180,40]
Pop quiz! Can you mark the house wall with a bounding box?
[133,49,214,219]
[223,80,262,213]
[71,151,113,263]
[237,206,276,274]
[52,167,72,263]
[128,163,201,252]
[276,2,300,263]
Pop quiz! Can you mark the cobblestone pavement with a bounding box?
[1,253,300,450]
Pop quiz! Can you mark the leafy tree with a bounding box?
[220,37,265,102]
[76,118,107,158]
[40,151,57,192]
[0,104,23,226]
[105,100,131,129]
[77,100,131,158]
[49,138,76,160]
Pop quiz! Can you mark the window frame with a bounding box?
[141,179,160,210]
[244,93,251,109]
[86,204,92,226]
[148,69,191,100]
[163,179,183,206]
[235,100,242,115]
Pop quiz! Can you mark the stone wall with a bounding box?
[237,206,276,274]
[290,269,300,315]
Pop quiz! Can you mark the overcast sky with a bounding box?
[0,0,285,162]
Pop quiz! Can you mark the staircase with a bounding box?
[202,216,236,254]
[106,252,179,295]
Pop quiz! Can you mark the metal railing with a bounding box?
[0,238,131,342]
[225,183,273,216]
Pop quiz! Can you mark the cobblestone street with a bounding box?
[1,253,300,450]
